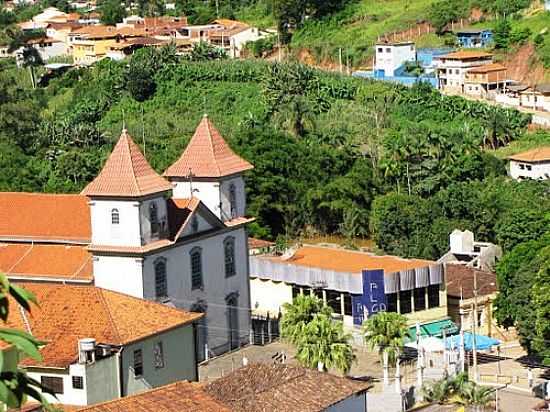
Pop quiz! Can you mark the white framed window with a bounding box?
[224,237,236,278]
[133,349,143,377]
[111,208,120,225]
[190,247,203,290]
[154,258,167,298]
[153,341,165,369]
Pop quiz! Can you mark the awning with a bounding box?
[445,332,500,351]
[408,318,459,341]
[405,336,445,352]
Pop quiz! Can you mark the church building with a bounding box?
[0,115,254,361]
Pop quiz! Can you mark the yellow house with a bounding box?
[72,38,117,64]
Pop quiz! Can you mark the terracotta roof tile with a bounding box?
[77,381,229,412]
[467,63,506,73]
[0,243,92,282]
[205,364,370,412]
[0,193,90,243]
[445,264,497,299]
[248,238,274,249]
[6,283,202,368]
[163,116,253,179]
[440,51,493,59]
[266,245,434,274]
[508,146,550,163]
[82,129,173,198]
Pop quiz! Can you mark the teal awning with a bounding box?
[408,319,459,342]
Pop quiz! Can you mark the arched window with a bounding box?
[229,184,237,219]
[224,237,236,278]
[190,247,203,290]
[150,202,159,235]
[154,258,167,298]
[111,208,120,225]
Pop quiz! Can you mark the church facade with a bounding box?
[0,115,254,361]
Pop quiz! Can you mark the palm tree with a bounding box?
[420,377,455,404]
[280,294,332,345]
[362,312,408,366]
[295,313,356,374]
[457,381,495,412]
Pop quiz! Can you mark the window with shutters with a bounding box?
[154,258,167,299]
[72,376,84,389]
[111,208,119,225]
[41,376,64,394]
[224,237,236,278]
[133,349,143,377]
[190,247,203,290]
[153,341,165,369]
[150,202,159,235]
[428,284,440,308]
[229,184,237,219]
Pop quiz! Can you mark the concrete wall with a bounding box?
[219,176,246,220]
[93,255,144,298]
[250,278,293,316]
[375,44,415,77]
[325,392,367,412]
[90,199,142,247]
[510,160,550,180]
[85,355,120,405]
[122,324,197,396]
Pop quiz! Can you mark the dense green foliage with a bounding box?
[421,373,494,408]
[363,311,408,364]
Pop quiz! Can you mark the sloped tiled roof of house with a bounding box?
[204,364,371,412]
[81,129,173,198]
[6,283,202,367]
[467,63,506,73]
[265,245,434,274]
[163,115,253,179]
[440,51,493,60]
[0,243,93,282]
[508,146,550,163]
[445,264,497,299]
[77,381,229,412]
[0,193,91,243]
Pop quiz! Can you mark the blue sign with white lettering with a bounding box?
[362,269,387,318]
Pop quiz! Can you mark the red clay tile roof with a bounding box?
[445,264,497,299]
[77,381,229,412]
[81,129,173,198]
[6,283,202,368]
[0,193,91,243]
[508,146,550,163]
[266,245,434,274]
[163,116,253,179]
[248,238,274,249]
[205,364,370,412]
[440,51,493,59]
[0,243,92,282]
[467,63,506,73]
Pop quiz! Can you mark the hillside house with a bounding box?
[4,283,202,407]
[15,36,68,65]
[463,63,507,98]
[249,245,449,333]
[519,84,550,112]
[207,19,267,58]
[439,229,502,272]
[455,29,493,48]
[508,147,550,180]
[374,41,416,77]
[436,50,493,93]
[0,115,255,362]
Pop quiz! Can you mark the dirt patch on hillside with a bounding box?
[503,43,545,85]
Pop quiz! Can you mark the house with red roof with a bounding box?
[0,115,255,363]
[508,146,550,180]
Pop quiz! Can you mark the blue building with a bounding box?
[456,29,493,48]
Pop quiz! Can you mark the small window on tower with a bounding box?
[111,209,119,225]
[150,202,159,235]
[72,376,84,389]
[229,184,237,219]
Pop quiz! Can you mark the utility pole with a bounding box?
[277,32,281,62]
[338,48,343,74]
[472,270,479,382]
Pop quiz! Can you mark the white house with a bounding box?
[374,41,416,77]
[438,229,502,272]
[207,19,269,58]
[15,37,68,65]
[508,147,550,180]
[0,115,255,363]
[6,282,202,407]
[436,50,493,93]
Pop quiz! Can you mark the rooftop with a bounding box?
[445,264,497,299]
[81,129,173,198]
[0,193,91,243]
[204,363,370,412]
[0,243,92,282]
[467,63,506,73]
[163,115,254,179]
[77,381,229,412]
[248,237,274,250]
[508,146,550,163]
[6,283,202,367]
[439,50,493,60]
[264,245,434,274]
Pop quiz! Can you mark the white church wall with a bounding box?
[177,207,217,238]
[142,226,251,355]
[172,180,222,220]
[139,195,169,243]
[90,200,142,247]
[93,256,144,298]
[219,175,246,220]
